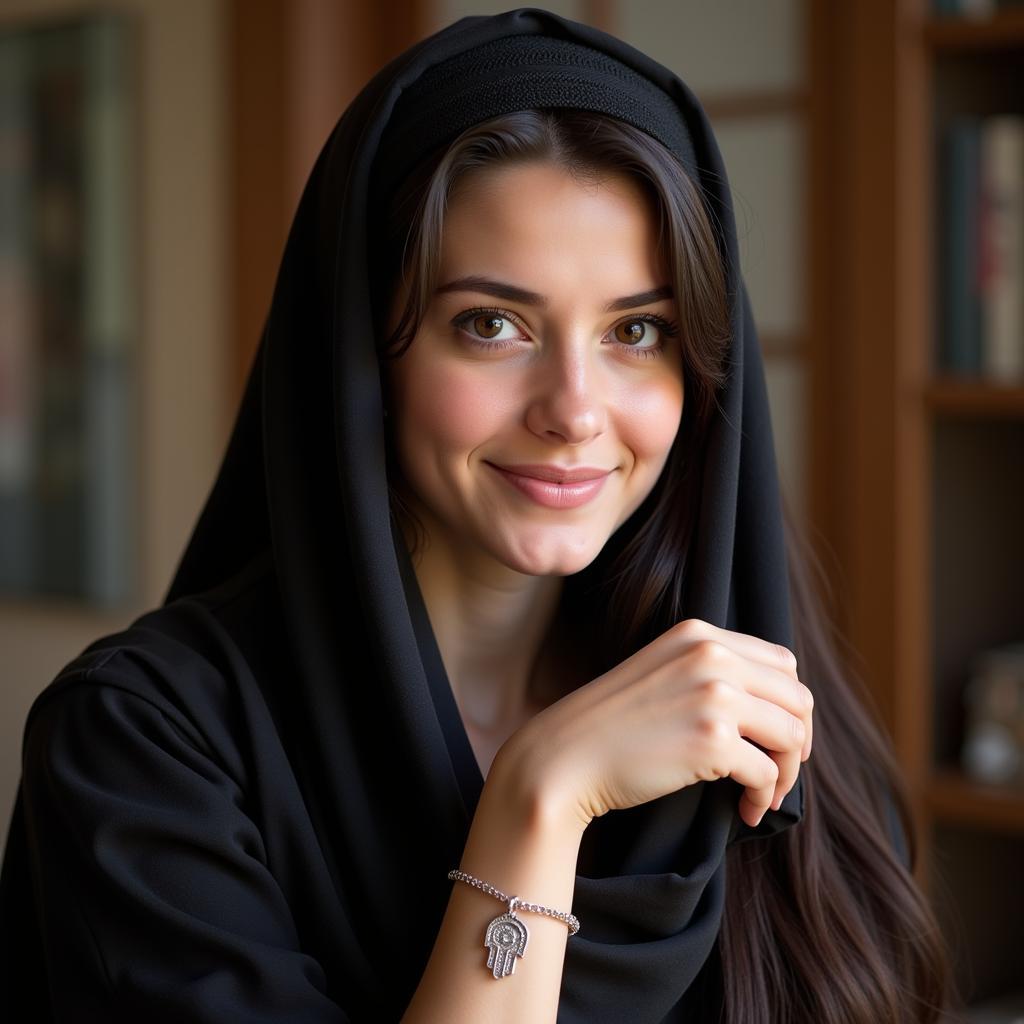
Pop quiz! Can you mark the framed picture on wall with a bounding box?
[0,12,137,606]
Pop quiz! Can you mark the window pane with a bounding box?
[764,354,806,518]
[618,0,803,96]
[430,0,581,31]
[714,114,806,340]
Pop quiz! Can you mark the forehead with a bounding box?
[447,159,655,222]
[440,161,667,283]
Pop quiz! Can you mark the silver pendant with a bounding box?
[484,906,529,979]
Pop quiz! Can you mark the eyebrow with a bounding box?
[434,275,674,312]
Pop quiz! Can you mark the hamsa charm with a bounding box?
[484,908,529,978]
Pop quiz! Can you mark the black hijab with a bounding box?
[2,7,803,1022]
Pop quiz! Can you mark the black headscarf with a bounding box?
[2,7,803,1022]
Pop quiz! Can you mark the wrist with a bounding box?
[487,735,589,844]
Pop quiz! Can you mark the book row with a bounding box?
[939,115,1024,382]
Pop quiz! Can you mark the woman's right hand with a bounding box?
[502,618,814,832]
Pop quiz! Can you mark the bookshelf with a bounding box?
[924,377,1024,416]
[811,1,1024,1012]
[928,768,1024,833]
[923,5,1024,1009]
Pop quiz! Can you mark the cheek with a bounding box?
[615,375,684,465]
[392,359,510,459]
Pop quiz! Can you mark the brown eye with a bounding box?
[614,320,648,345]
[474,315,505,338]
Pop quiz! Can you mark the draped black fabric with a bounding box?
[0,8,804,1022]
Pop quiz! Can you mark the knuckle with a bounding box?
[695,677,733,706]
[774,643,798,668]
[762,760,780,788]
[799,683,815,712]
[788,714,806,745]
[671,618,704,645]
[693,714,732,746]
[691,638,730,668]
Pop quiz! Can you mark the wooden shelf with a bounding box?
[819,1,1024,1004]
[923,9,1024,50]
[928,768,1024,833]
[924,377,1024,418]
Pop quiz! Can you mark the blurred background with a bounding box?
[1,0,1022,1016]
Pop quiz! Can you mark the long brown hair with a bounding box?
[373,109,957,1022]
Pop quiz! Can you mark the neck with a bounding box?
[403,517,566,734]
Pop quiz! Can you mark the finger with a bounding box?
[674,632,811,728]
[767,748,801,811]
[727,739,780,827]
[737,696,804,809]
[738,790,771,828]
[677,641,813,765]
[731,658,813,761]
[802,701,813,761]
[675,618,800,678]
[741,661,812,724]
[629,620,798,685]
[738,694,806,758]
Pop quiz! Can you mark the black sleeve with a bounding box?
[20,675,349,1023]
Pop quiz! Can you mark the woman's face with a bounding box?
[386,159,684,580]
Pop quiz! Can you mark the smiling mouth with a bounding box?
[489,463,613,483]
[486,463,612,509]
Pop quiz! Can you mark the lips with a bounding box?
[491,463,612,483]
[486,462,613,509]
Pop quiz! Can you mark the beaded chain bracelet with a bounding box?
[447,868,581,980]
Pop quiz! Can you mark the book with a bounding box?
[933,0,1024,16]
[979,116,1024,382]
[959,0,997,16]
[940,116,983,375]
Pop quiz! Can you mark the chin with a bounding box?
[496,531,607,577]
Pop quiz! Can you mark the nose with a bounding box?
[524,343,607,445]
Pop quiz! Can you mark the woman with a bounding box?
[0,8,955,1022]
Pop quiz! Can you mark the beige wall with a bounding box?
[0,0,230,826]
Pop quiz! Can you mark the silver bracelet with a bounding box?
[447,868,581,980]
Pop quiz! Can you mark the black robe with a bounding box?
[0,8,820,1021]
